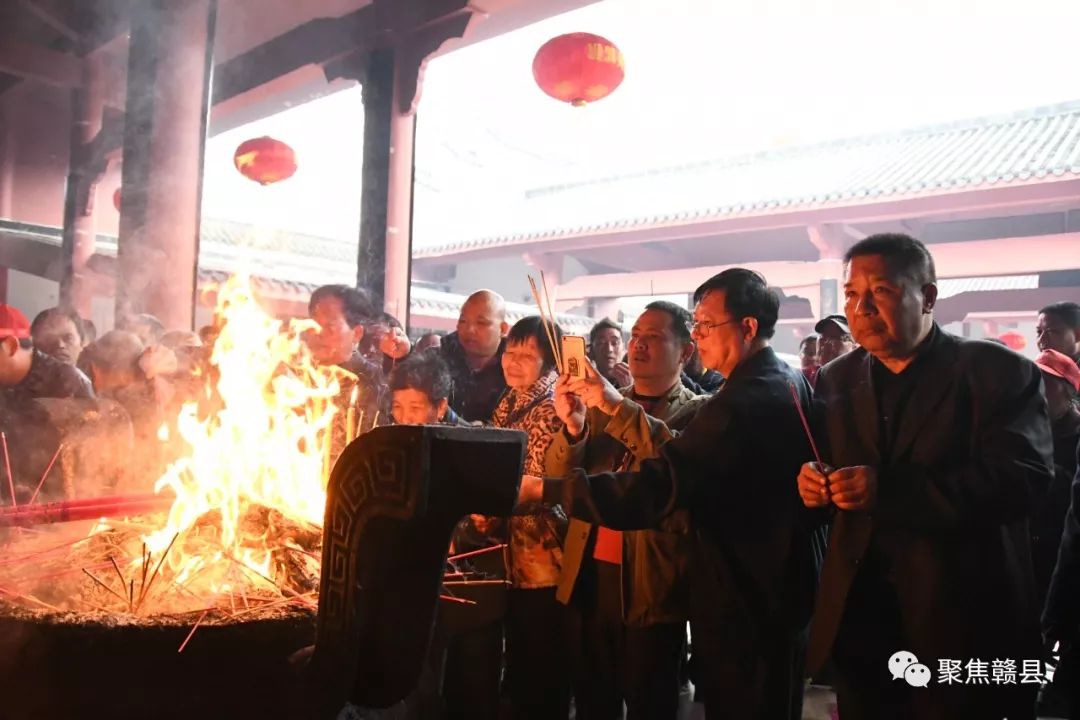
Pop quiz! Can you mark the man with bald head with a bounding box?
[438,289,510,422]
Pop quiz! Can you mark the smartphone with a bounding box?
[561,335,588,379]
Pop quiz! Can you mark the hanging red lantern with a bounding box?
[532,32,625,107]
[112,187,122,212]
[999,331,1027,351]
[233,136,297,185]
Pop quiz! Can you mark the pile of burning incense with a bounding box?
[0,504,321,621]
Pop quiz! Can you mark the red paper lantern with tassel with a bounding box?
[233,136,297,185]
[532,33,625,107]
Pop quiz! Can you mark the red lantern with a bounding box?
[233,137,297,185]
[113,187,122,212]
[999,331,1026,351]
[532,32,625,107]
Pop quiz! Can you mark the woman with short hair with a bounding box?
[488,315,570,719]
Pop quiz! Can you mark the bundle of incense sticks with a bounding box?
[527,272,564,372]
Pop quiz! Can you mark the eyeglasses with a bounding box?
[686,319,736,337]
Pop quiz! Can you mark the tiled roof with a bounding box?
[415,100,1080,258]
[409,286,597,333]
[197,273,596,331]
[935,274,1039,299]
[0,219,596,330]
[200,218,356,265]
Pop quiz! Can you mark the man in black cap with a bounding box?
[815,314,855,366]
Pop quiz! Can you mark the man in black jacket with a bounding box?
[798,234,1054,720]
[1043,442,1080,717]
[523,269,820,719]
[439,290,509,422]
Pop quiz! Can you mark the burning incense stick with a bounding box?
[0,535,90,568]
[0,493,174,527]
[345,386,359,445]
[0,584,62,612]
[539,271,563,369]
[439,594,478,605]
[139,544,149,603]
[788,382,822,466]
[178,608,211,653]
[228,592,314,621]
[441,579,511,586]
[108,555,127,603]
[1,432,16,508]
[27,444,62,505]
[82,568,130,605]
[137,532,179,609]
[447,543,507,563]
[528,276,563,372]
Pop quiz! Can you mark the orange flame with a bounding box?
[139,274,349,606]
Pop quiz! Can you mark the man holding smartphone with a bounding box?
[523,269,821,719]
[547,301,706,720]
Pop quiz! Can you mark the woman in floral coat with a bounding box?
[482,315,570,719]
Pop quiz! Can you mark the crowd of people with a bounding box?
[2,232,1080,719]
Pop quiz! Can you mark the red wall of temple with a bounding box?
[5,83,71,228]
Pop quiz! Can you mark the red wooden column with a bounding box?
[59,53,105,316]
[807,224,849,319]
[349,0,477,329]
[0,104,13,220]
[116,0,216,331]
[383,69,416,325]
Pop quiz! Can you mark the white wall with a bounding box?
[7,270,59,322]
[447,255,536,305]
[7,270,120,335]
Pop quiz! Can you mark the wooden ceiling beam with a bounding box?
[18,0,80,43]
[0,34,81,89]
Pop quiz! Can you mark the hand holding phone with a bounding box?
[561,335,588,380]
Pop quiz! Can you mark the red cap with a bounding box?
[0,304,30,339]
[1035,349,1080,393]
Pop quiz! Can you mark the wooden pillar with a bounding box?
[0,104,14,219]
[356,47,416,327]
[349,2,475,330]
[807,225,848,320]
[59,53,105,316]
[116,0,216,331]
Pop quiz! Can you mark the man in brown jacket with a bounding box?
[547,301,707,720]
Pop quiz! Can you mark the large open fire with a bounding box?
[0,274,354,621]
[141,274,345,610]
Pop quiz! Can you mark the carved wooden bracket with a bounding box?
[323,0,478,117]
[394,11,474,115]
[73,111,123,216]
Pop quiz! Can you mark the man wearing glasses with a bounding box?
[815,314,856,367]
[522,269,822,719]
